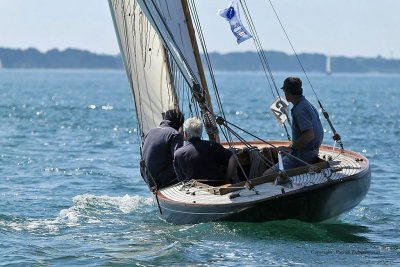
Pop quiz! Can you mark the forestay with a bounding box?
[108,0,202,136]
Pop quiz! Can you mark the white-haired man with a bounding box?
[173,118,238,185]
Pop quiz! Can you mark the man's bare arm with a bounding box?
[225,155,238,183]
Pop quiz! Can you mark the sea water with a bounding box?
[0,69,399,266]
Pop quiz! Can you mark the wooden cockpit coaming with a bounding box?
[158,141,369,206]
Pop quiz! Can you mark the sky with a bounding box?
[0,0,399,59]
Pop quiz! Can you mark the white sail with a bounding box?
[108,0,202,136]
[109,0,175,136]
[137,0,202,85]
[326,55,331,74]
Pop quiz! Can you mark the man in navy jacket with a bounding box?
[174,117,238,186]
[141,109,184,189]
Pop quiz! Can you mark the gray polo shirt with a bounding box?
[291,96,324,151]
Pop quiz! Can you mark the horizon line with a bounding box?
[1,46,399,61]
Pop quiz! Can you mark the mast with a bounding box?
[110,0,219,141]
[181,0,219,142]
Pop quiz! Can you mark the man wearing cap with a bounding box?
[264,77,324,181]
[141,109,184,189]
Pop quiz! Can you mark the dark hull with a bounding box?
[157,165,371,225]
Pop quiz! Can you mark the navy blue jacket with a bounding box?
[173,137,232,185]
[141,120,184,188]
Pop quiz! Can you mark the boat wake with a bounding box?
[58,194,153,224]
[0,194,153,234]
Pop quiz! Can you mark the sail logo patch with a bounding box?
[218,0,253,44]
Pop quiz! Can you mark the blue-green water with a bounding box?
[0,69,399,266]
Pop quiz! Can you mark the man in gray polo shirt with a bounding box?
[264,77,324,181]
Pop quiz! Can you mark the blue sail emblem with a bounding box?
[218,0,252,44]
[227,7,235,19]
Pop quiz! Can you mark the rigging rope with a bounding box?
[240,0,292,142]
[240,0,277,98]
[216,116,319,169]
[217,123,254,190]
[188,0,234,144]
[221,122,275,169]
[140,0,219,139]
[265,0,344,149]
[143,0,198,86]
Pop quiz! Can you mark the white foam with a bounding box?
[59,208,80,224]
[71,194,153,214]
[0,194,153,234]
[101,105,113,110]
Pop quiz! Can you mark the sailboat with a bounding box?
[326,55,332,75]
[108,0,371,224]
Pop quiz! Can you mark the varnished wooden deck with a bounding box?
[160,145,368,206]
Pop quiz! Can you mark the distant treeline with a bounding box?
[0,47,123,69]
[1,47,399,73]
[205,51,400,73]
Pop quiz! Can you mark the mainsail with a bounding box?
[108,0,203,136]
